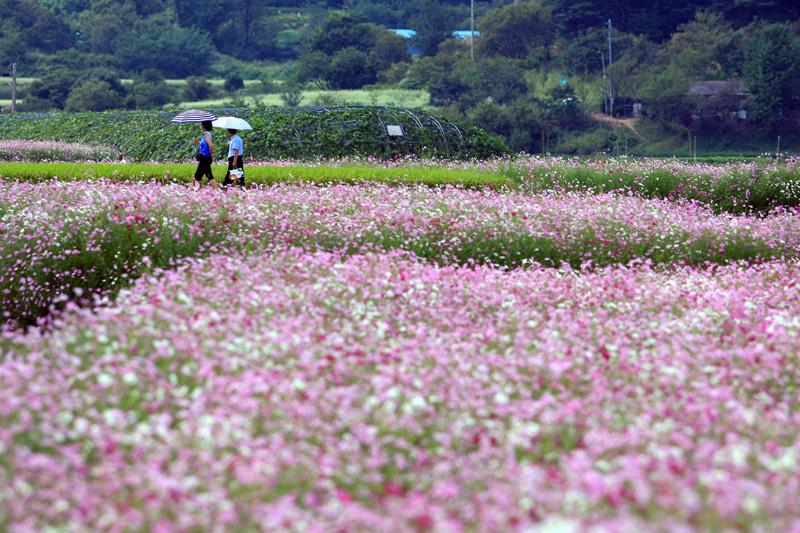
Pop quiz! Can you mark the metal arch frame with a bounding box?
[275,105,471,157]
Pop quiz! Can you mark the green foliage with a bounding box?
[183,77,219,102]
[296,12,409,92]
[659,11,733,80]
[477,0,555,59]
[370,31,412,72]
[429,75,468,108]
[461,58,528,106]
[64,80,125,112]
[638,65,693,130]
[292,51,334,91]
[278,83,303,107]
[22,70,78,111]
[224,73,245,93]
[0,0,72,61]
[329,48,377,90]
[309,11,377,56]
[743,24,800,128]
[406,58,444,88]
[409,0,456,57]
[559,27,635,77]
[0,107,508,161]
[113,26,216,78]
[132,80,176,110]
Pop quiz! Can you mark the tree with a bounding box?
[79,4,132,55]
[309,11,377,55]
[461,57,528,107]
[407,57,444,88]
[279,82,303,107]
[292,51,333,91]
[132,69,175,109]
[743,23,799,127]
[638,65,693,129]
[24,69,78,110]
[429,74,468,107]
[183,77,219,102]
[224,72,245,93]
[65,80,125,111]
[548,0,624,36]
[655,11,732,80]
[409,0,455,57]
[328,47,376,90]
[370,30,411,73]
[113,26,215,77]
[477,0,555,59]
[78,68,127,99]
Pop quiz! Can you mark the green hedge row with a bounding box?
[0,106,509,162]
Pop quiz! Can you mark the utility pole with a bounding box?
[601,54,608,115]
[471,0,475,62]
[607,19,613,116]
[11,63,17,114]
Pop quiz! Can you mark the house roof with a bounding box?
[688,80,748,96]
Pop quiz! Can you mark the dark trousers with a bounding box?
[222,156,245,188]
[194,155,214,181]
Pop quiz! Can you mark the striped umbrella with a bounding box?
[170,110,217,124]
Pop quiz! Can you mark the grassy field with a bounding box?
[1,76,430,111]
[175,88,431,110]
[0,161,505,187]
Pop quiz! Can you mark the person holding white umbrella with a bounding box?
[212,116,251,190]
[222,128,245,190]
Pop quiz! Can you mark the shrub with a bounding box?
[0,107,509,161]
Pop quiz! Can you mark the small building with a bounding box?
[688,80,749,120]
[688,80,748,98]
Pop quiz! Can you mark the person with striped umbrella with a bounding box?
[171,110,218,189]
[191,120,215,190]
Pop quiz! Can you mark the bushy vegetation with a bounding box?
[0,107,508,161]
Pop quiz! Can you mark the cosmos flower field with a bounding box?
[1,151,800,531]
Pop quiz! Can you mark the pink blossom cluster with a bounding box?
[239,153,800,178]
[3,178,800,326]
[0,140,121,163]
[2,249,800,531]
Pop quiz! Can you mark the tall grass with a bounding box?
[2,154,799,214]
[0,161,508,188]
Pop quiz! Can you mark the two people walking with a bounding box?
[192,124,245,191]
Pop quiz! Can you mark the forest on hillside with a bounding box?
[1,0,799,154]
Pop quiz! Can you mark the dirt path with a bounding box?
[591,111,640,137]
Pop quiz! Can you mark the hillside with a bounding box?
[1,0,799,156]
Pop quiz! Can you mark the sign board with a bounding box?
[386,125,404,137]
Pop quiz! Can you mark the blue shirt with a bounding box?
[228,134,244,159]
[199,131,212,157]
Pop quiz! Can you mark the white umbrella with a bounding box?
[212,116,253,130]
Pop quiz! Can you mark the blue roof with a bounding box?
[390,29,416,39]
[452,30,479,39]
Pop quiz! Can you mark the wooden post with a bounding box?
[688,131,692,162]
[777,136,781,163]
[542,130,545,157]
[11,63,17,114]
